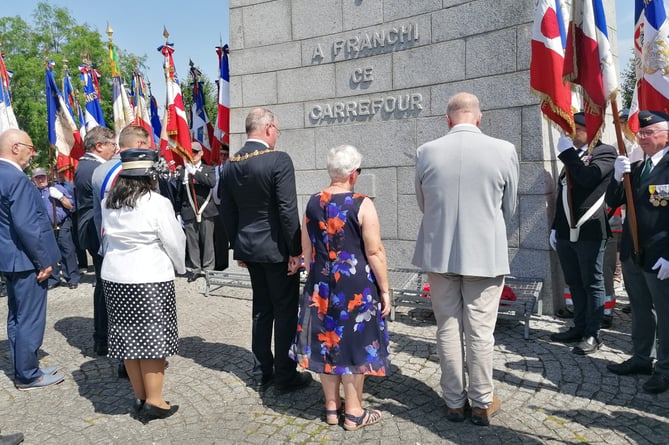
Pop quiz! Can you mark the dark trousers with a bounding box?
[184,217,215,273]
[246,261,299,384]
[622,258,669,374]
[214,215,229,271]
[556,239,606,337]
[55,218,80,285]
[91,252,107,347]
[5,270,48,383]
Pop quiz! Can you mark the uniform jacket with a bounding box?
[74,152,105,252]
[176,163,218,222]
[552,141,617,241]
[219,141,301,263]
[0,160,61,273]
[606,150,669,272]
[412,124,519,277]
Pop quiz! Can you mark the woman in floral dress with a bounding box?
[290,144,391,431]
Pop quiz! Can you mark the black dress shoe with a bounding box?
[47,282,60,290]
[139,402,179,422]
[68,283,78,289]
[642,373,669,394]
[549,328,583,343]
[94,343,108,356]
[572,336,602,355]
[607,358,654,376]
[251,375,274,390]
[186,272,200,283]
[275,372,313,393]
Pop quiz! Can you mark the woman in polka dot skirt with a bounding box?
[101,148,186,422]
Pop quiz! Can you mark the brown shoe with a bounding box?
[445,400,471,422]
[471,395,501,426]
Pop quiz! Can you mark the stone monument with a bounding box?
[228,0,621,314]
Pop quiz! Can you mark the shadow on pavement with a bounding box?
[54,316,97,358]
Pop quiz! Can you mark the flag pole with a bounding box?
[611,97,640,257]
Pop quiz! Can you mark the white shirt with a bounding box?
[101,191,186,283]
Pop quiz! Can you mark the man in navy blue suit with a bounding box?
[0,129,64,390]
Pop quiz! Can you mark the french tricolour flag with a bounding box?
[530,0,574,135]
[563,0,618,145]
[215,44,230,148]
[628,0,669,132]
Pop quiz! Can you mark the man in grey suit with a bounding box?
[412,93,518,426]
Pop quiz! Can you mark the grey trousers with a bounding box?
[184,216,215,273]
[428,272,504,409]
[622,258,669,374]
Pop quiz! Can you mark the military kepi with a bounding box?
[573,111,586,127]
[119,148,158,177]
[639,110,669,128]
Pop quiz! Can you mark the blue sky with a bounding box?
[2,0,231,106]
[1,1,638,104]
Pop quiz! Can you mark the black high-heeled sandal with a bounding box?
[324,401,345,425]
[343,408,382,431]
[139,402,179,423]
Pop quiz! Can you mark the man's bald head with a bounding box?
[446,92,482,128]
[0,129,36,170]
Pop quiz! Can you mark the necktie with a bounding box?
[640,158,653,181]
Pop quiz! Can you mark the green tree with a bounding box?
[0,2,147,168]
[620,56,635,110]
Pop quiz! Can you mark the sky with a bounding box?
[0,1,640,106]
[2,0,231,107]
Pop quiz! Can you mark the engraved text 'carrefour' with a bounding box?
[310,94,423,123]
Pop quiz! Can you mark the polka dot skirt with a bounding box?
[102,280,178,360]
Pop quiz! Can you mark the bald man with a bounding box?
[0,129,64,390]
[412,93,518,426]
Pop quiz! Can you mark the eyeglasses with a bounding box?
[637,129,669,138]
[15,142,36,151]
[103,141,118,148]
[268,123,281,135]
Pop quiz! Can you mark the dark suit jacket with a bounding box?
[74,153,104,252]
[219,141,301,263]
[0,161,61,273]
[606,151,669,272]
[552,141,617,241]
[176,163,218,222]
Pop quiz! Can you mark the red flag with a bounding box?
[563,0,619,145]
[158,41,193,163]
[530,0,574,135]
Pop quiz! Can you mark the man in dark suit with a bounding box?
[0,129,64,390]
[74,126,117,356]
[176,141,218,282]
[549,112,616,354]
[219,107,311,392]
[606,111,669,393]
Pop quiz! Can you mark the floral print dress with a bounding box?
[289,191,390,375]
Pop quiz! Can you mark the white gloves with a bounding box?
[176,214,184,228]
[184,163,196,175]
[549,229,557,251]
[48,187,64,200]
[556,136,573,153]
[614,156,631,182]
[652,257,669,280]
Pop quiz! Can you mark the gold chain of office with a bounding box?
[229,148,272,162]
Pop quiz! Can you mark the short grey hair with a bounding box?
[327,144,362,181]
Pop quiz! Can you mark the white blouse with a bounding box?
[101,191,186,283]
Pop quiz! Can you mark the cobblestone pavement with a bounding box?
[0,273,667,444]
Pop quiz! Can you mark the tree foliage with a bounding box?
[619,56,635,110]
[0,2,148,167]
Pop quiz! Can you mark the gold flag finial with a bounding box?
[163,26,169,41]
[106,22,113,40]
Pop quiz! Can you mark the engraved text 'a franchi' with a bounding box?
[311,22,419,62]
